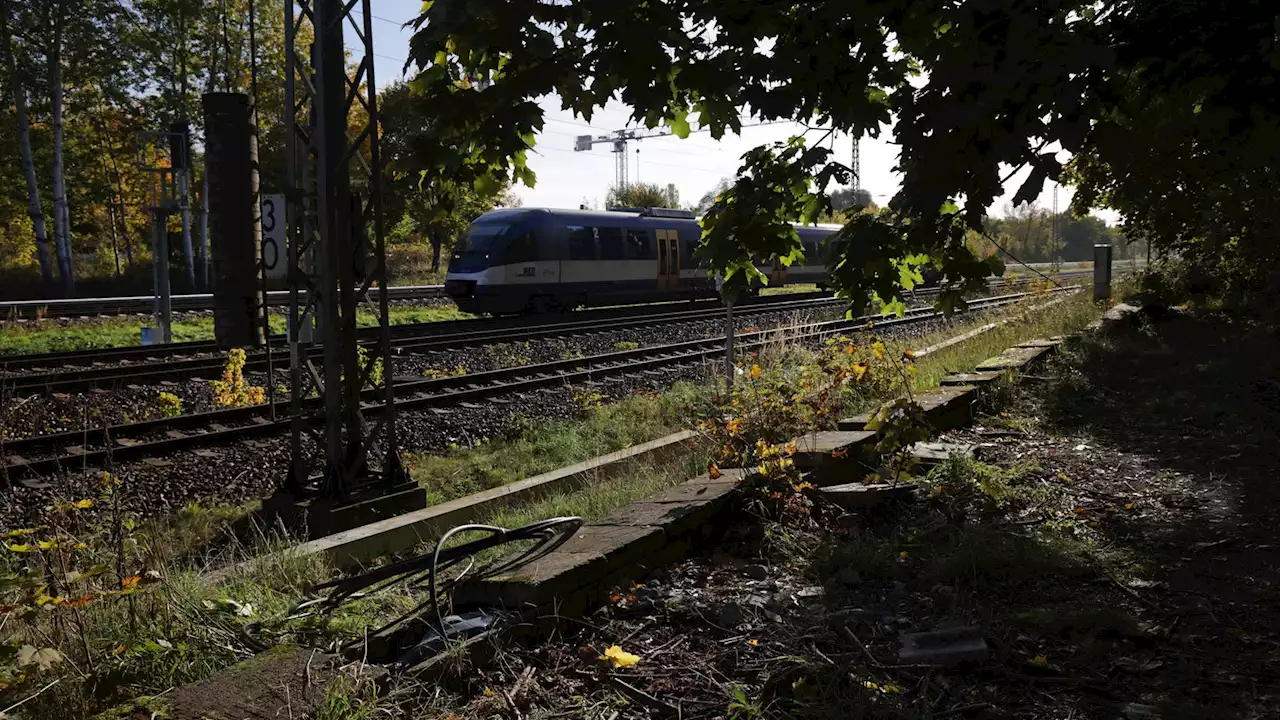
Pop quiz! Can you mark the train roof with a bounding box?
[472,206,845,233]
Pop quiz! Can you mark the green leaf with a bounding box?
[667,109,691,139]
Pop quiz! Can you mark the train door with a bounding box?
[771,257,788,287]
[656,229,680,291]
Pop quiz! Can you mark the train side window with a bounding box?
[598,227,625,260]
[507,233,537,263]
[568,226,596,260]
[625,229,652,259]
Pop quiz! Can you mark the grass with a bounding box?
[408,388,699,504]
[0,305,473,355]
[760,282,821,296]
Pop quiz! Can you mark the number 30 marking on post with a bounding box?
[260,194,287,279]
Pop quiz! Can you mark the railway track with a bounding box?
[0,285,447,320]
[0,293,849,393]
[0,272,1091,384]
[0,290,843,373]
[0,287,1075,482]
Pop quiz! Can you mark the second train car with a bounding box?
[444,206,843,314]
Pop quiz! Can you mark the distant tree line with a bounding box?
[0,0,510,299]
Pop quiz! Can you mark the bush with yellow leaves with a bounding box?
[155,391,183,418]
[210,348,266,408]
[693,334,931,514]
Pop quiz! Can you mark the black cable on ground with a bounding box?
[285,516,583,651]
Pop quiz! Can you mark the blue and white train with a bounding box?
[443,206,845,314]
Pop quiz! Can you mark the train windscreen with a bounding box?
[458,222,510,252]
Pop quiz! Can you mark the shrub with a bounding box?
[211,348,266,407]
[156,391,183,418]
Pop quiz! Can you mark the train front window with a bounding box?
[459,223,509,253]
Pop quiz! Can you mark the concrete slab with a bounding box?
[939,371,1002,388]
[910,442,977,469]
[1015,338,1062,349]
[916,386,979,431]
[601,499,724,540]
[975,346,1051,372]
[820,482,917,510]
[645,475,740,504]
[794,430,877,469]
[452,549,610,609]
[110,646,380,720]
[836,414,873,432]
[452,524,666,612]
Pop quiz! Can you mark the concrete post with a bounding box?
[1093,244,1113,300]
[203,91,266,349]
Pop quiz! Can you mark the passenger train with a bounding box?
[443,206,936,315]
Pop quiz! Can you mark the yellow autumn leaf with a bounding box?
[881,684,903,695]
[902,349,916,360]
[746,639,759,647]
[601,645,641,667]
[72,499,94,509]
[1030,654,1048,666]
[872,342,887,360]
[852,362,869,380]
[6,544,32,553]
[748,364,763,379]
[709,463,723,480]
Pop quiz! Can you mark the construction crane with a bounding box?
[850,133,861,191]
[573,121,785,189]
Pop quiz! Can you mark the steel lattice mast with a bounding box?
[283,0,409,507]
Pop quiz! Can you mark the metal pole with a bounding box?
[153,212,173,342]
[725,299,735,389]
[248,0,274,420]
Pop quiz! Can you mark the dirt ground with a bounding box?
[384,306,1280,719]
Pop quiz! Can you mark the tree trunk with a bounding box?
[104,131,134,272]
[49,2,74,295]
[1,0,54,294]
[430,234,443,272]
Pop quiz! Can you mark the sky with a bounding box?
[349,2,1118,224]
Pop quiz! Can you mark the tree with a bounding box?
[405,0,1279,314]
[830,187,873,211]
[605,182,680,210]
[695,177,733,214]
[380,80,519,272]
[1,0,52,291]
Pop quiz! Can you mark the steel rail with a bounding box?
[0,285,447,319]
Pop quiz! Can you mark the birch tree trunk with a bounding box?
[1,0,54,294]
[49,1,75,295]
